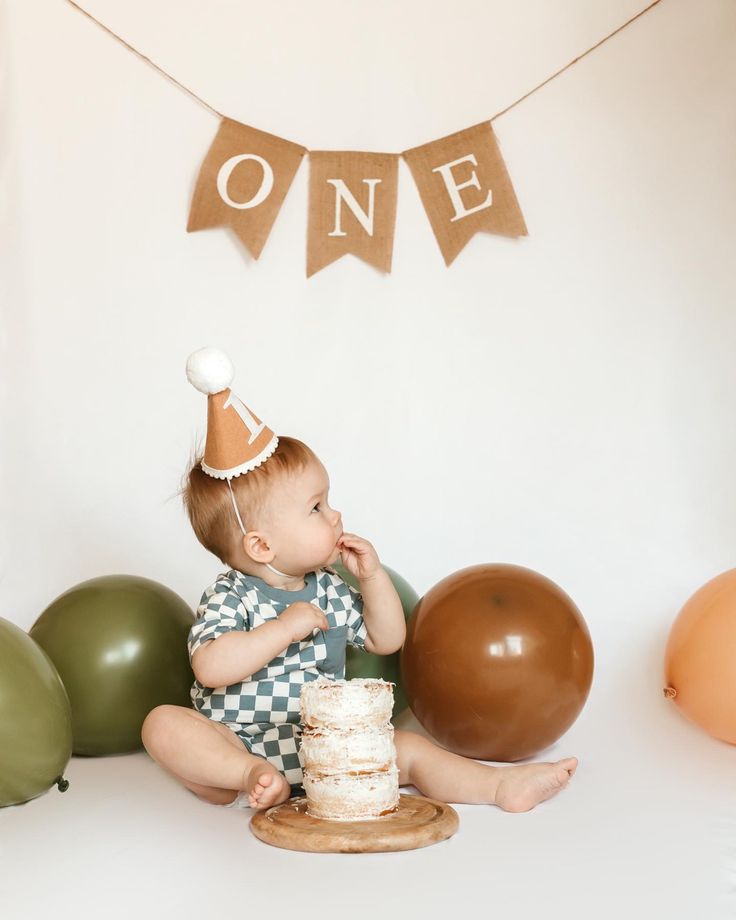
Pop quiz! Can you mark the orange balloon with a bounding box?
[401,564,594,761]
[664,568,736,743]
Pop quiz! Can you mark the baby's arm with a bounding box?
[338,533,406,655]
[192,602,328,688]
[359,569,406,655]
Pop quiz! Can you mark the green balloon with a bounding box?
[30,575,195,756]
[0,617,72,806]
[334,563,419,718]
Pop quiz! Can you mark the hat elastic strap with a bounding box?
[226,478,294,580]
[227,478,248,537]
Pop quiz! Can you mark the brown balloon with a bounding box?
[401,564,594,761]
[663,568,736,744]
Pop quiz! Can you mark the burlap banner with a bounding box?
[187,120,523,274]
[68,0,665,278]
[187,118,306,259]
[402,122,527,266]
[306,151,399,278]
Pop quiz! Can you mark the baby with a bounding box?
[142,350,577,813]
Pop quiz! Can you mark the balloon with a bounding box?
[664,568,736,743]
[0,617,72,806]
[401,564,594,761]
[30,575,194,756]
[333,562,419,718]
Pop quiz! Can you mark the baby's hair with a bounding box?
[181,435,318,567]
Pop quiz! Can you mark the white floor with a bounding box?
[1,687,734,920]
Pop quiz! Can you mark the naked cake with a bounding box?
[299,677,399,821]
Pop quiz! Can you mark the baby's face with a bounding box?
[263,458,343,575]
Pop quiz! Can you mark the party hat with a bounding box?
[186,347,278,479]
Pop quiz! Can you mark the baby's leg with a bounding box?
[393,729,577,812]
[141,705,290,810]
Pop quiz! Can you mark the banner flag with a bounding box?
[402,122,527,266]
[187,118,306,259]
[306,151,399,278]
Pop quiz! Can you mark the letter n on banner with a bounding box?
[402,122,527,266]
[306,152,399,278]
[187,118,306,260]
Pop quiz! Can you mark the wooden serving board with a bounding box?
[250,793,459,853]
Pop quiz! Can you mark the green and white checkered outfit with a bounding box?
[188,567,367,793]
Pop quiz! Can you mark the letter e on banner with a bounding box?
[432,154,492,222]
[403,122,527,266]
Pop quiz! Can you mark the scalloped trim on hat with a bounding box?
[201,435,279,480]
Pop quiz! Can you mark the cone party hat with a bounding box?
[186,347,278,479]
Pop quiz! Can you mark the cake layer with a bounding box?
[300,725,395,775]
[303,768,400,821]
[300,677,394,729]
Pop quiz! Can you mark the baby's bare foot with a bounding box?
[494,757,578,813]
[245,766,291,811]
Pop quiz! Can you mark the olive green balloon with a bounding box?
[334,562,419,718]
[30,575,194,756]
[0,617,72,806]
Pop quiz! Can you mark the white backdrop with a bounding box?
[2,1,736,915]
[3,0,735,693]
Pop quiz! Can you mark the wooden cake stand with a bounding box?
[250,793,459,853]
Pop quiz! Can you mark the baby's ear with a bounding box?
[243,531,274,564]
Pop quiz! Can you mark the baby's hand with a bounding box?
[337,533,381,581]
[279,602,329,643]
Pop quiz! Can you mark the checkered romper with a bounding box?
[187,567,367,791]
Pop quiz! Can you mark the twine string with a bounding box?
[490,0,664,121]
[64,0,665,135]
[64,0,223,119]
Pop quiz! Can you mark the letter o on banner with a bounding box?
[217,154,274,210]
[187,119,307,260]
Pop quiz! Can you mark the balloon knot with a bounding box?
[663,687,677,700]
[55,775,70,793]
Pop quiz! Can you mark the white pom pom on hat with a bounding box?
[186,347,278,480]
[186,346,234,395]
